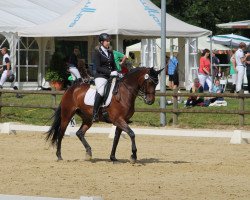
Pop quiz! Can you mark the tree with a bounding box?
[151,0,250,37]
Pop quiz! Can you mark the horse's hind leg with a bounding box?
[110,127,122,162]
[56,120,69,161]
[76,123,92,161]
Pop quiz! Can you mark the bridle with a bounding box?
[138,73,158,100]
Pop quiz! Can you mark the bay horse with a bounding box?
[46,67,164,163]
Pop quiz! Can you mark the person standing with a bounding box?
[246,53,250,93]
[0,47,22,97]
[68,47,82,83]
[235,42,249,92]
[212,51,220,77]
[92,33,117,122]
[168,53,179,90]
[113,50,127,72]
[0,47,13,88]
[229,50,237,93]
[198,49,212,92]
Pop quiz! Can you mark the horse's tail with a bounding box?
[46,104,62,146]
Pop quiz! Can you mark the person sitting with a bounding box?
[204,79,223,106]
[185,78,204,107]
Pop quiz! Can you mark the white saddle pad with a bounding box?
[84,78,116,107]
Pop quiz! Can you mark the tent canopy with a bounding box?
[0,0,79,33]
[126,37,230,56]
[217,20,250,29]
[18,0,211,37]
[209,34,250,47]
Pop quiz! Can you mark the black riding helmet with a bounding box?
[99,33,111,43]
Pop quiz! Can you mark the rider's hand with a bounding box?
[118,73,123,78]
[110,71,118,76]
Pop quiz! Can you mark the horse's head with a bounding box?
[139,67,164,105]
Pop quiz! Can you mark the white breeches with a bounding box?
[236,66,245,92]
[0,70,13,86]
[95,77,108,96]
[198,73,212,92]
[68,67,81,80]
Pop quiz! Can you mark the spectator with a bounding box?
[246,53,250,93]
[212,51,220,77]
[185,78,204,107]
[0,47,22,98]
[168,53,179,90]
[68,47,82,83]
[229,49,237,93]
[198,49,212,92]
[204,79,223,106]
[113,50,127,72]
[235,42,250,92]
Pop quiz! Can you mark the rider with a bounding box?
[92,33,118,122]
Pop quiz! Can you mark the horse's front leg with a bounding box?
[76,123,92,161]
[115,121,137,164]
[110,126,122,162]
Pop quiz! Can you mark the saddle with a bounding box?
[84,77,118,107]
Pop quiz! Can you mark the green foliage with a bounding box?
[45,52,66,81]
[151,0,250,36]
[45,70,63,81]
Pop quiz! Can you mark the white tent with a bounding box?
[0,0,80,33]
[0,0,80,89]
[126,37,230,56]
[18,0,211,37]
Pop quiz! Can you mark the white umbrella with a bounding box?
[208,33,250,47]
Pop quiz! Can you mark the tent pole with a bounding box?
[116,34,119,52]
[210,36,213,84]
[18,36,20,89]
[160,0,166,126]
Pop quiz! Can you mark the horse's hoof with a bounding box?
[85,152,92,161]
[130,156,136,164]
[110,156,118,162]
[57,157,63,161]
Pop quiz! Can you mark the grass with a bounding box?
[1,92,250,130]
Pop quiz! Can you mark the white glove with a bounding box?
[118,73,123,78]
[110,71,118,76]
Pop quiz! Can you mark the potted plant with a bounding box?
[45,70,64,90]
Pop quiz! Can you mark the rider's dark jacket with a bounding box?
[94,46,116,79]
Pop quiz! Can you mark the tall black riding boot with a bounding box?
[92,93,103,122]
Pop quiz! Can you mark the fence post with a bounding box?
[172,89,178,126]
[239,91,244,127]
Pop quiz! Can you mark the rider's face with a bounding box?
[102,40,110,49]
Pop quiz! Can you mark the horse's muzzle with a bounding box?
[145,99,154,105]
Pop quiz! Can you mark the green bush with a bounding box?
[45,70,63,81]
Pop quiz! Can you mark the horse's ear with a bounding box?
[156,68,165,75]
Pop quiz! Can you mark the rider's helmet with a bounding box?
[98,33,111,43]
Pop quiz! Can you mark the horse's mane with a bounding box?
[126,67,147,75]
[124,67,158,83]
